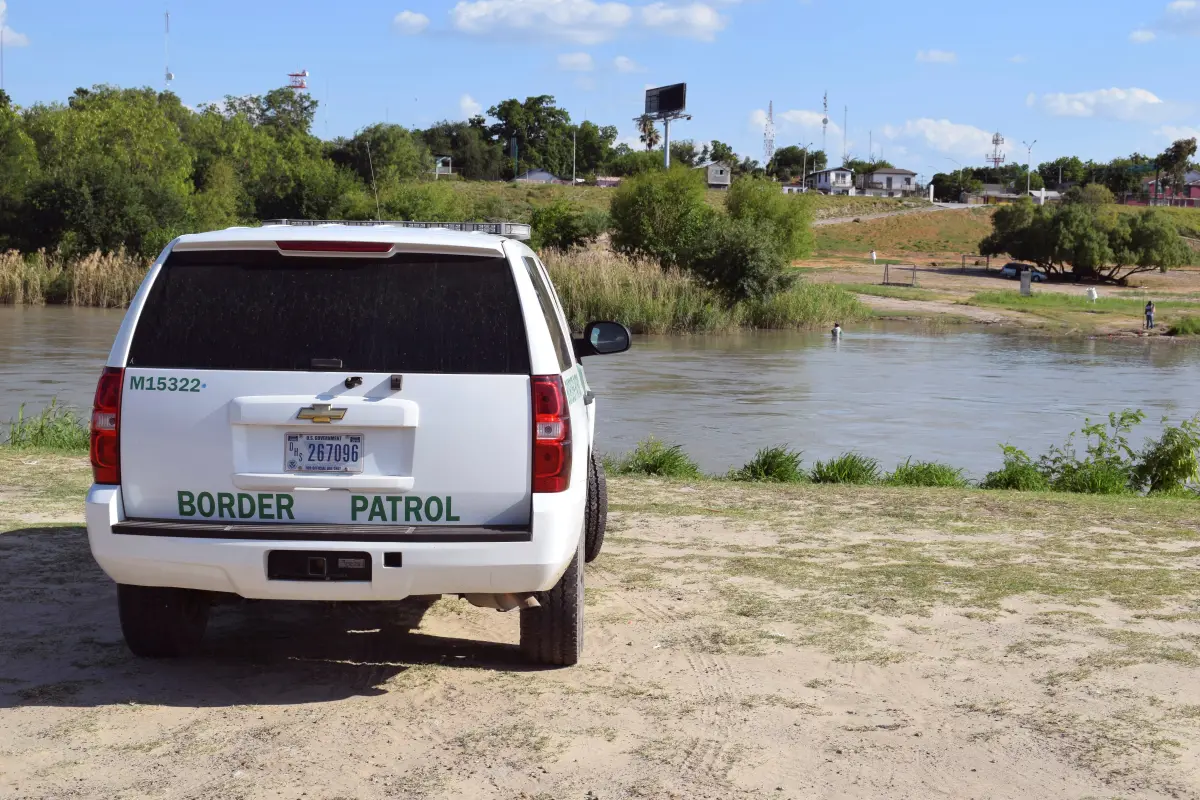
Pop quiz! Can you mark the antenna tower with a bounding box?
[821,92,828,154]
[164,11,174,88]
[986,132,1006,170]
[288,70,309,91]
[763,101,776,166]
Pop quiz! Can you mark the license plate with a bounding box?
[285,433,364,473]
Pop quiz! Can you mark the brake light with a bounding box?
[90,367,124,484]
[277,241,394,253]
[532,375,572,493]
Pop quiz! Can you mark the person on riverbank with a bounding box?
[870,250,877,265]
[1145,300,1155,330]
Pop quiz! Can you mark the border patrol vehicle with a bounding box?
[85,220,630,666]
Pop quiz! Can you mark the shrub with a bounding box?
[609,167,714,269]
[377,180,469,222]
[725,176,815,260]
[980,445,1049,491]
[1039,409,1142,493]
[4,400,90,452]
[688,217,794,302]
[884,458,969,488]
[1132,416,1200,494]
[729,446,806,483]
[1051,461,1132,495]
[1167,316,1200,336]
[809,452,880,484]
[530,200,606,252]
[607,437,702,478]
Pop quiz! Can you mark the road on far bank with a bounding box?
[3,453,1200,799]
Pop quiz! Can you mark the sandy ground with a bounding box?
[3,456,1200,800]
[852,294,1022,325]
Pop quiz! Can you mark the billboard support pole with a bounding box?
[663,118,671,169]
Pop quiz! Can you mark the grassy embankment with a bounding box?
[968,290,1200,333]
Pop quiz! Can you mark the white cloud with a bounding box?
[1130,29,1156,43]
[882,118,996,160]
[641,3,727,41]
[915,49,957,63]
[1008,54,1028,63]
[393,10,430,34]
[750,107,841,137]
[450,0,635,44]
[557,51,595,71]
[1168,0,1197,12]
[614,55,643,72]
[0,1,29,47]
[1036,87,1164,120]
[460,94,482,118]
[1157,124,1200,140]
[1135,0,1200,39]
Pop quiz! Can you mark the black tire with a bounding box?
[584,449,608,563]
[117,584,210,658]
[519,532,584,667]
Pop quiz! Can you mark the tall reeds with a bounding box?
[0,249,148,307]
[542,248,866,334]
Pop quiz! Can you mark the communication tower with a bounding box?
[288,70,309,91]
[164,11,174,88]
[821,92,828,155]
[986,132,1006,169]
[763,101,776,166]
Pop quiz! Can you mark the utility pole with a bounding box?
[800,142,813,189]
[1022,140,1037,195]
[663,117,671,168]
[572,128,577,183]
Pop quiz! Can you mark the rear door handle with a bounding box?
[584,391,595,405]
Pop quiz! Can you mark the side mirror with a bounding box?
[573,321,631,359]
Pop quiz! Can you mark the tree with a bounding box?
[669,139,699,167]
[420,120,504,181]
[767,146,826,181]
[1156,137,1198,196]
[609,166,713,268]
[843,157,894,176]
[487,95,573,176]
[1062,183,1115,207]
[636,114,660,152]
[725,176,814,260]
[328,124,431,186]
[931,171,982,201]
[224,88,320,139]
[1037,156,1087,188]
[573,121,617,174]
[708,140,736,165]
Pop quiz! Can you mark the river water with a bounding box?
[3,306,1199,477]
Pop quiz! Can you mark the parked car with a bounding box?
[999,262,1047,282]
[85,219,631,666]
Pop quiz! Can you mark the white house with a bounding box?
[806,166,856,195]
[856,168,918,197]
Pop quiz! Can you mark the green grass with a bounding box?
[837,283,939,302]
[812,207,995,257]
[884,459,970,488]
[809,452,881,484]
[969,289,1198,316]
[728,446,807,483]
[1167,316,1200,336]
[605,437,702,479]
[3,401,90,452]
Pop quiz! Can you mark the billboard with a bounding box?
[645,83,686,117]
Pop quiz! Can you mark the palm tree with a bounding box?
[636,114,661,152]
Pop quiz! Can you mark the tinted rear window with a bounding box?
[128,250,530,374]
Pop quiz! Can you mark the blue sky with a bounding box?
[2,0,1197,179]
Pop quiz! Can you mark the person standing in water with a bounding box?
[1145,300,1155,330]
[831,322,843,338]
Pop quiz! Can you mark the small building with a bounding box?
[781,183,808,195]
[806,166,856,195]
[964,183,1022,205]
[1028,188,1063,206]
[856,167,918,197]
[514,168,564,184]
[594,176,622,188]
[1139,171,1200,207]
[693,161,732,189]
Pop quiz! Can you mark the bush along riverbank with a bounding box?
[606,410,1200,497]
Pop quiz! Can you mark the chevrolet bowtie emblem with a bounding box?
[297,404,347,424]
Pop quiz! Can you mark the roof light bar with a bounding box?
[261,220,532,241]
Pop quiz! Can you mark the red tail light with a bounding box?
[532,375,572,493]
[90,367,124,484]
[277,241,393,253]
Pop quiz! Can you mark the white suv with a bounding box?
[84,220,629,666]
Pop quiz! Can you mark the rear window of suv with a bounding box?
[127,250,531,374]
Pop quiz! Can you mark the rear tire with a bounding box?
[584,449,607,563]
[117,584,210,658]
[519,532,584,667]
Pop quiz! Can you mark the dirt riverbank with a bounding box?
[2,454,1200,799]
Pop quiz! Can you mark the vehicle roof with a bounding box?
[172,223,509,256]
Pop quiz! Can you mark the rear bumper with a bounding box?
[86,486,582,601]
